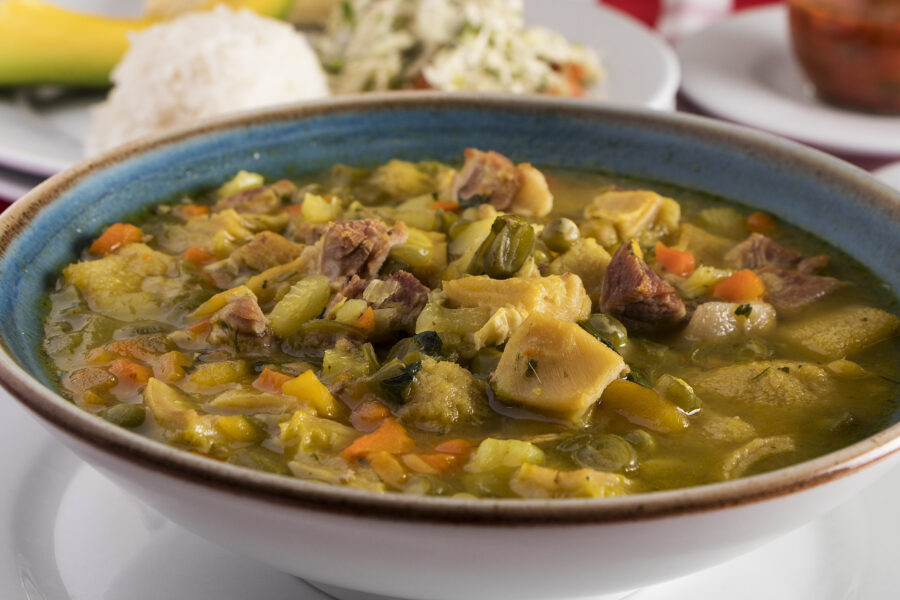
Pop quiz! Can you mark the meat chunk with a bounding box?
[726,233,828,273]
[599,240,686,333]
[363,271,429,331]
[325,271,429,332]
[215,294,269,336]
[756,266,842,314]
[450,148,522,210]
[213,179,296,214]
[231,231,305,271]
[318,219,408,283]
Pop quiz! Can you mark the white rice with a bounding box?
[86,6,330,155]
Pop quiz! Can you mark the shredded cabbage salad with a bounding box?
[315,0,603,96]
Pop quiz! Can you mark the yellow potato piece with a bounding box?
[492,313,626,422]
[778,305,900,360]
[584,190,662,239]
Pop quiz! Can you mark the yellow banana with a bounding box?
[0,0,297,87]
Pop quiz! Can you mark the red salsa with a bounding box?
[789,0,900,113]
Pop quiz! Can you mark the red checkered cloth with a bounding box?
[602,0,780,38]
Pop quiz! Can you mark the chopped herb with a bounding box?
[625,369,650,387]
[750,367,771,382]
[459,193,491,209]
[340,0,355,25]
[879,375,900,385]
[525,358,541,381]
[735,304,753,317]
[778,366,791,373]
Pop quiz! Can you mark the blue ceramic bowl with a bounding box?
[0,94,899,600]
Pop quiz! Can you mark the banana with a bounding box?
[0,0,296,87]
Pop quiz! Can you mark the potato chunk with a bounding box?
[492,313,627,422]
[688,361,839,409]
[584,190,662,239]
[683,301,776,344]
[443,274,588,318]
[510,463,632,499]
[64,243,175,321]
[778,305,900,360]
[509,163,553,218]
[548,238,612,300]
[399,358,489,433]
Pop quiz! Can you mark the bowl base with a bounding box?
[306,580,635,600]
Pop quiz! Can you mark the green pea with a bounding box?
[103,403,146,428]
[579,313,628,349]
[541,217,580,253]
[557,433,639,473]
[470,215,536,279]
[654,374,702,415]
[623,429,657,455]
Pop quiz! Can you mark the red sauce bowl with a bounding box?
[788,0,900,114]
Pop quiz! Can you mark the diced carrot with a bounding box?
[401,454,440,474]
[108,358,151,388]
[654,242,696,276]
[747,211,777,235]
[152,351,192,383]
[176,204,210,219]
[350,399,392,431]
[283,203,305,217]
[712,269,766,302]
[341,418,416,461]
[416,452,465,472]
[186,319,211,336]
[89,223,143,255]
[352,306,375,332]
[368,451,408,487]
[252,368,293,394]
[561,62,586,97]
[430,200,460,212]
[183,246,216,265]
[433,438,472,456]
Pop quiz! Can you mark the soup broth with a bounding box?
[42,151,900,499]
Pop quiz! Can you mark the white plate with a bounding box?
[676,6,900,157]
[0,0,678,178]
[875,161,900,191]
[2,387,898,600]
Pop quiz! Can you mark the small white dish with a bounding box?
[875,161,900,191]
[2,388,898,600]
[0,0,678,177]
[676,6,900,156]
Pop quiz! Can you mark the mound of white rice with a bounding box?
[86,6,330,155]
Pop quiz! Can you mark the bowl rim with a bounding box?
[2,92,900,526]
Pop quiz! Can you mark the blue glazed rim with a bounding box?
[0,92,898,525]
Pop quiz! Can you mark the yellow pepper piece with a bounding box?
[282,370,341,418]
[190,285,255,319]
[215,415,264,443]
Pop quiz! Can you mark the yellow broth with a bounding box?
[41,154,900,498]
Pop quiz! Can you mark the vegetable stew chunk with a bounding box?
[399,358,489,433]
[688,361,840,409]
[683,301,776,344]
[492,313,626,423]
[600,240,686,333]
[777,305,900,360]
[726,233,828,273]
[450,148,522,210]
[319,219,408,282]
[756,266,842,315]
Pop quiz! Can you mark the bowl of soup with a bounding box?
[0,94,898,600]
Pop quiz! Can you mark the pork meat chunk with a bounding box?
[600,240,686,333]
[726,233,828,273]
[318,219,408,283]
[450,148,522,210]
[756,266,842,315]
